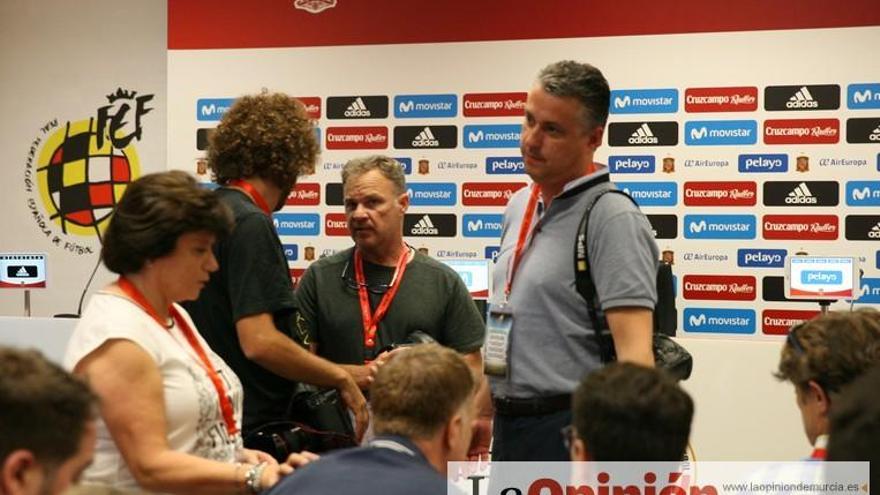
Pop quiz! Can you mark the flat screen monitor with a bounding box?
[440,259,491,300]
[0,253,47,289]
[785,255,859,300]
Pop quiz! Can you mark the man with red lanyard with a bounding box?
[183,92,368,445]
[293,155,487,449]
[485,61,658,461]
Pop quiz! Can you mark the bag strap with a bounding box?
[574,187,639,361]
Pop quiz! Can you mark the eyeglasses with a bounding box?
[560,424,576,451]
[340,257,402,295]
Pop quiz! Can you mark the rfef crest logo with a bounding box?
[608,155,655,174]
[463,125,521,148]
[685,120,757,145]
[683,182,757,207]
[683,308,755,334]
[24,88,153,255]
[847,83,880,110]
[846,181,880,206]
[684,87,758,112]
[609,89,678,114]
[738,154,788,173]
[462,214,504,238]
[762,215,839,240]
[683,215,756,239]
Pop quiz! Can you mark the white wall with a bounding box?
[0,0,167,317]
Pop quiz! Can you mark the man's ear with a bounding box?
[397,191,410,213]
[2,449,39,495]
[586,125,605,151]
[571,438,591,462]
[807,380,831,416]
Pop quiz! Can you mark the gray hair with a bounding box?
[341,155,406,195]
[537,60,610,130]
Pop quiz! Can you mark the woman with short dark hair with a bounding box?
[65,171,314,494]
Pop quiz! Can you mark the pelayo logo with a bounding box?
[737,249,787,268]
[608,155,655,174]
[23,88,153,255]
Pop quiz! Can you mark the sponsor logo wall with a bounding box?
[168,27,880,339]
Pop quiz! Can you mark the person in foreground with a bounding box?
[0,347,97,495]
[64,171,315,495]
[568,362,693,461]
[265,343,478,495]
[827,364,880,489]
[775,308,880,460]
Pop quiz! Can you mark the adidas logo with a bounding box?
[14,266,29,277]
[869,223,880,239]
[628,123,658,144]
[870,125,880,142]
[410,215,439,235]
[786,86,819,109]
[411,127,440,147]
[343,97,371,117]
[785,182,817,204]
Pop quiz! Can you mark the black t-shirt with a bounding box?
[294,247,486,364]
[183,188,298,433]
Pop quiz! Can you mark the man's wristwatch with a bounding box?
[244,462,267,494]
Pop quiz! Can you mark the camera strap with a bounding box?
[355,244,410,351]
[118,276,239,436]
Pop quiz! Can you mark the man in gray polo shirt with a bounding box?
[486,60,658,461]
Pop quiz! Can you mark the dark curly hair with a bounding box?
[208,92,319,192]
[776,308,880,395]
[101,171,233,275]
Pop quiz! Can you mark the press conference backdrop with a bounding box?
[167,2,880,338]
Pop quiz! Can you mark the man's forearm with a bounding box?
[606,307,655,367]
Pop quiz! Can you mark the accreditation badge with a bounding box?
[483,301,513,377]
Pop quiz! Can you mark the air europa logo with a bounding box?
[462,182,527,206]
[683,275,756,301]
[685,87,758,112]
[764,119,839,144]
[324,213,348,236]
[762,215,839,240]
[285,183,320,206]
[762,181,839,207]
[683,308,755,334]
[24,87,153,256]
[609,89,678,114]
[462,92,527,117]
[683,182,756,207]
[608,122,678,147]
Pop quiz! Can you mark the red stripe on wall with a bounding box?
[168,0,880,50]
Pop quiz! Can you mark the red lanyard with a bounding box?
[117,277,239,436]
[504,163,597,298]
[229,179,271,215]
[504,185,541,297]
[809,447,826,460]
[354,245,409,350]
